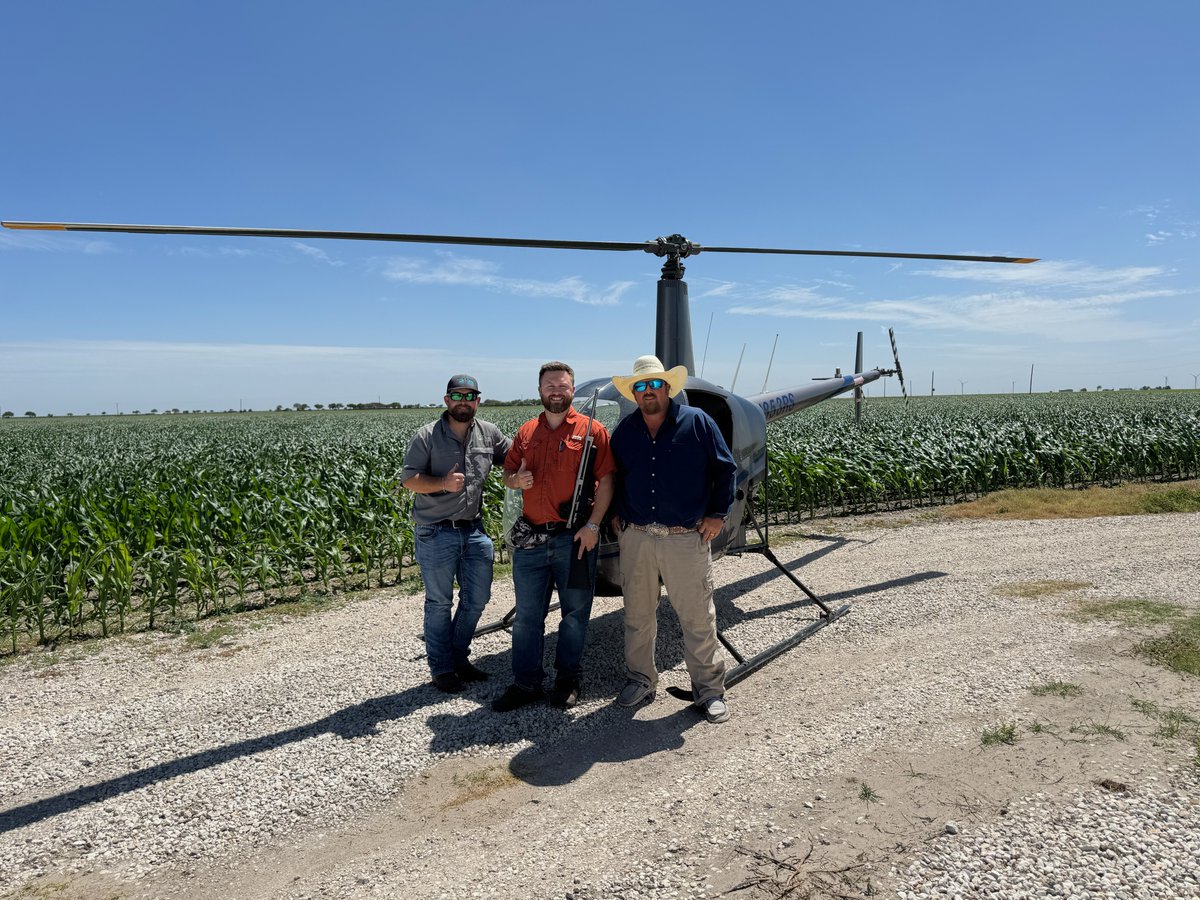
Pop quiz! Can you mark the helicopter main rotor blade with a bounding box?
[702,245,1037,264]
[0,221,649,253]
[1,221,1038,264]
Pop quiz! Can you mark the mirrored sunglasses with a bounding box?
[633,378,666,393]
[449,391,479,402]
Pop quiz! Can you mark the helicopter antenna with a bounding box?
[730,343,746,393]
[887,327,910,409]
[761,333,779,393]
[700,312,714,379]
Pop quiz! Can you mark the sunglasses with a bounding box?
[633,379,666,393]
[448,392,479,402]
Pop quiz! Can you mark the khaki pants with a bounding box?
[618,527,726,703]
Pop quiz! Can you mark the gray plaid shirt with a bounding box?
[401,414,511,525]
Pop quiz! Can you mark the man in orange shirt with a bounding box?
[493,361,615,711]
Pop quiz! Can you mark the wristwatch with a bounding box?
[584,523,599,532]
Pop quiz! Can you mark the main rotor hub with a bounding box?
[645,234,701,280]
[645,234,701,259]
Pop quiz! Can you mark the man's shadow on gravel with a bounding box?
[0,665,479,835]
[0,536,944,831]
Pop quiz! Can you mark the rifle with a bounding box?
[565,390,599,589]
[566,390,599,529]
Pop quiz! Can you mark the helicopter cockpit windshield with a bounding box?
[572,377,633,431]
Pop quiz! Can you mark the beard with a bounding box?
[448,405,476,423]
[637,394,664,415]
[541,395,571,414]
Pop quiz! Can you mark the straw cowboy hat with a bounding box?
[611,355,690,402]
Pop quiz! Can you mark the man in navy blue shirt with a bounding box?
[609,356,738,723]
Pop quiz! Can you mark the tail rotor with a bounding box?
[887,327,909,409]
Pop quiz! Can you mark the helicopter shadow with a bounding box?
[0,671,453,835]
[717,533,948,628]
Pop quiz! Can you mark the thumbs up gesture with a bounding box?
[442,463,465,494]
[512,458,534,491]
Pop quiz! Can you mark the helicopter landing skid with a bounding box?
[473,600,563,637]
[665,546,850,701]
[666,484,851,702]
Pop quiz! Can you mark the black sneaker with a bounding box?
[432,672,465,694]
[491,684,543,712]
[549,679,581,709]
[455,661,490,682]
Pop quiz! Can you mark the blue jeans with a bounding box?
[413,522,495,677]
[511,530,597,689]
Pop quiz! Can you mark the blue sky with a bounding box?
[2,2,1197,415]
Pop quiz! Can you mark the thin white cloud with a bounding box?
[0,340,639,414]
[724,254,1190,343]
[731,286,1185,342]
[1126,201,1198,246]
[1128,203,1164,221]
[379,253,634,306]
[693,280,736,299]
[291,242,345,267]
[170,245,256,258]
[914,259,1167,290]
[0,231,116,254]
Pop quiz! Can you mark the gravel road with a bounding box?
[2,511,1198,899]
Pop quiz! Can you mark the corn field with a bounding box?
[763,391,1200,519]
[2,392,1198,650]
[0,409,528,651]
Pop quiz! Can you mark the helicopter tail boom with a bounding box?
[747,370,886,424]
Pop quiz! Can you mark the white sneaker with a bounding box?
[702,696,730,723]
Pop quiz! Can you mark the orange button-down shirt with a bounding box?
[504,407,615,526]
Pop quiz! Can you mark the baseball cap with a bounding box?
[446,374,480,394]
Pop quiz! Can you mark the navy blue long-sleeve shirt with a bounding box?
[610,399,737,528]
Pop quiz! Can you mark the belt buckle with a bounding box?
[646,523,669,537]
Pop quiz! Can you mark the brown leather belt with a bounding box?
[627,522,694,536]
